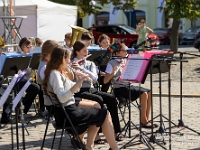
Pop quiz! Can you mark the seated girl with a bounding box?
[104,43,157,128]
[71,40,122,143]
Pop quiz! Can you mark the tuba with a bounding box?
[0,37,6,49]
[69,25,88,48]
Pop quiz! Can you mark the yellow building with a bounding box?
[82,0,197,33]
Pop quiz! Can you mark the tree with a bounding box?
[49,0,137,18]
[164,0,200,53]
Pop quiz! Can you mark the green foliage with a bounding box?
[49,0,137,18]
[165,0,200,21]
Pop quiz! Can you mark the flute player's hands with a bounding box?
[76,73,89,87]
[71,61,83,71]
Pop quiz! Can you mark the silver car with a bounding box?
[181,26,200,45]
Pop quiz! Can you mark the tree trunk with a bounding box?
[170,19,180,53]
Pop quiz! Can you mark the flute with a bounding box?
[67,65,93,83]
[114,59,126,75]
[70,54,92,65]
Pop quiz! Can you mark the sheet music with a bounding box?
[12,79,31,111]
[120,52,151,83]
[121,55,143,79]
[0,74,18,107]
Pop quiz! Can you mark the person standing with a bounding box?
[136,19,153,50]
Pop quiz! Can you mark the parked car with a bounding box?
[88,24,160,48]
[194,31,200,41]
[181,26,200,45]
[194,39,200,51]
[194,32,200,51]
[152,28,182,45]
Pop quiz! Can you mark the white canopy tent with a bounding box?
[0,0,77,43]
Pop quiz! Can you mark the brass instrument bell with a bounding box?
[0,37,6,49]
[69,25,88,47]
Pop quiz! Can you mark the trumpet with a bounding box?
[67,65,93,83]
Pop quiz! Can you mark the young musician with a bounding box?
[18,37,45,113]
[97,34,112,92]
[98,34,110,50]
[64,32,72,50]
[43,46,119,150]
[35,38,43,47]
[104,43,157,128]
[71,40,122,143]
[81,31,93,47]
[37,40,59,113]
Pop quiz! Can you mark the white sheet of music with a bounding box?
[12,79,31,111]
[120,53,151,83]
[0,74,18,108]
[121,55,143,79]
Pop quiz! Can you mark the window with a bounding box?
[95,12,109,25]
[95,27,110,33]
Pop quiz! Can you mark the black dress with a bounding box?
[54,103,107,134]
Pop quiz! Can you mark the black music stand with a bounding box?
[0,55,31,150]
[29,53,41,70]
[117,56,154,150]
[149,55,190,150]
[89,50,112,91]
[148,55,173,149]
[167,52,200,135]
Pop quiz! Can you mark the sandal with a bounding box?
[141,123,157,129]
[94,139,105,144]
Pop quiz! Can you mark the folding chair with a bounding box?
[41,91,87,150]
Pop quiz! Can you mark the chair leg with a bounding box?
[58,128,65,149]
[51,129,57,150]
[41,113,51,150]
[118,100,128,125]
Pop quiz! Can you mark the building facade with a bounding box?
[82,0,198,33]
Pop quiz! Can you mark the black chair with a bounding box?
[41,91,87,150]
[117,97,141,125]
[109,85,141,125]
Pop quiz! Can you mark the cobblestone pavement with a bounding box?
[0,80,200,150]
[1,46,200,150]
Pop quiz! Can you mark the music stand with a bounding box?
[148,56,172,149]
[0,55,31,150]
[88,50,112,91]
[1,56,32,76]
[117,54,154,150]
[88,50,112,66]
[29,53,41,70]
[167,52,200,136]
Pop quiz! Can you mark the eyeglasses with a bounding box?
[140,22,145,23]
